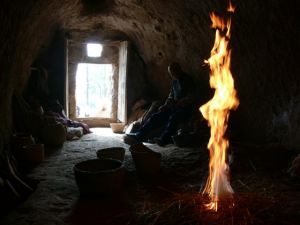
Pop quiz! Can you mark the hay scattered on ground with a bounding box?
[135,191,290,225]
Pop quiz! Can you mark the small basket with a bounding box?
[20,144,44,164]
[129,143,161,175]
[110,123,125,133]
[12,133,35,150]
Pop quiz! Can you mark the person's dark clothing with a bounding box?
[168,73,195,102]
[134,107,196,144]
[131,73,199,145]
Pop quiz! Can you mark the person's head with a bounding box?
[168,62,183,79]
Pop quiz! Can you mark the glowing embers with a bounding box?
[200,2,239,211]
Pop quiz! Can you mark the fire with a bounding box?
[200,3,239,211]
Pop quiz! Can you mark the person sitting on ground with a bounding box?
[125,62,200,146]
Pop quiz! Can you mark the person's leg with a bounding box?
[126,110,172,143]
[134,110,171,139]
[156,108,194,145]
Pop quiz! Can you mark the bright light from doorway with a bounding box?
[87,43,103,57]
[75,63,113,118]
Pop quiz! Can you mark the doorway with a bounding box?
[75,63,113,119]
[66,39,129,127]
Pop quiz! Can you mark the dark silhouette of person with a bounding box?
[125,62,200,146]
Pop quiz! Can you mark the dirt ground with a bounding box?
[0,128,299,225]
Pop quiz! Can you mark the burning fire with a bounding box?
[200,2,239,211]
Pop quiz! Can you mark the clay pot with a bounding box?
[20,144,44,164]
[96,147,125,162]
[129,143,161,175]
[41,122,66,146]
[74,159,125,196]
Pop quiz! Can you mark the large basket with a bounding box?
[74,159,125,196]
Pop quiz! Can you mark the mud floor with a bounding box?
[0,128,299,225]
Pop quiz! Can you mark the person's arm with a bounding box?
[159,82,175,111]
[176,77,196,107]
[166,81,175,103]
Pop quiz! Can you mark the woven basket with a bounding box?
[129,143,161,175]
[110,123,125,133]
[20,144,44,164]
[96,147,125,162]
[74,159,125,196]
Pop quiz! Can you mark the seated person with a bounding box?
[125,62,200,146]
[44,99,91,135]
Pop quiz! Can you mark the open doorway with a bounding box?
[66,39,129,127]
[75,63,113,118]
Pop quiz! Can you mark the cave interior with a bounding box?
[0,0,299,224]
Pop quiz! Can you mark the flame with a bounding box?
[227,1,236,13]
[200,2,239,211]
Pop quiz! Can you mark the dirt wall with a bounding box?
[0,0,300,156]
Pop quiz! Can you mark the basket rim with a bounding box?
[129,144,161,157]
[73,158,124,174]
[96,147,125,152]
